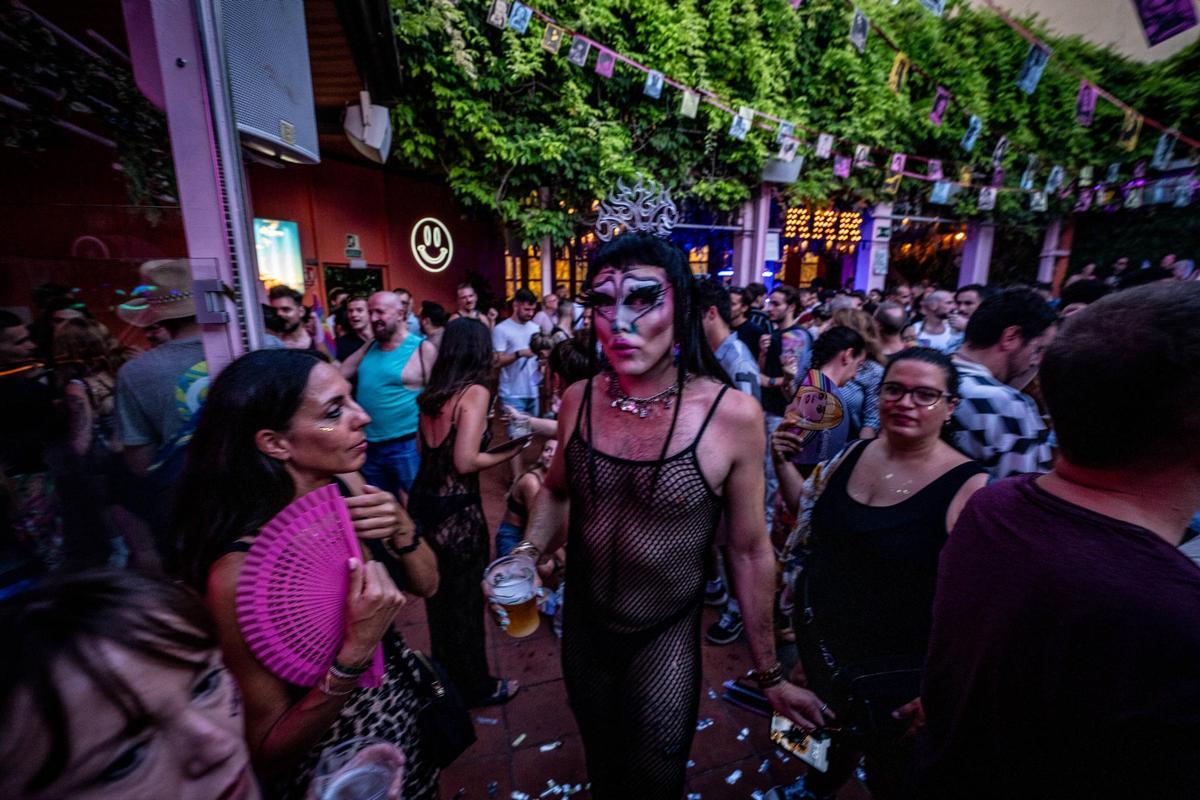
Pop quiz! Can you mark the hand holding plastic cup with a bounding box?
[310,737,405,800]
[483,555,540,638]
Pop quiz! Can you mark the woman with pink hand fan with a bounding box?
[175,349,440,800]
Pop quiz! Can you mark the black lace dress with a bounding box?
[408,408,496,705]
[562,381,730,798]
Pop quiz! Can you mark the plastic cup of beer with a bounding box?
[485,555,539,638]
[311,736,405,800]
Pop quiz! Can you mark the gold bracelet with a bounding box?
[510,540,541,561]
[317,668,357,696]
[749,662,785,690]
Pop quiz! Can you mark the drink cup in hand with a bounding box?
[310,737,405,800]
[483,556,539,638]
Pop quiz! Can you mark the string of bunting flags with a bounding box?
[482,0,1198,212]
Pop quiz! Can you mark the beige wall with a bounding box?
[973,0,1198,62]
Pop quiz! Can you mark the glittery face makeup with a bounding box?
[585,266,675,376]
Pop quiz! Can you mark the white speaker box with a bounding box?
[221,0,320,164]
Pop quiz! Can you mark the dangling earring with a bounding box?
[672,342,681,366]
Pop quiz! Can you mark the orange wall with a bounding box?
[247,159,505,309]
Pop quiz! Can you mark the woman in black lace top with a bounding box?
[410,318,527,707]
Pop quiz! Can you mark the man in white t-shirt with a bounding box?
[493,288,542,430]
[908,290,961,352]
[532,292,558,334]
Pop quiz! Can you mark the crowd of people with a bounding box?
[1,237,1198,800]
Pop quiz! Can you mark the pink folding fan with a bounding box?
[236,483,384,688]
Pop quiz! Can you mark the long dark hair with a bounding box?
[174,348,324,589]
[0,570,215,791]
[581,233,730,476]
[418,318,493,417]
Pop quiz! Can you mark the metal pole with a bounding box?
[194,0,263,351]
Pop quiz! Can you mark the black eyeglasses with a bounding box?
[879,382,953,408]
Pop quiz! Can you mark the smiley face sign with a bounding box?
[410,217,453,273]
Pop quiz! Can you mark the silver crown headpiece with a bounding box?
[594,176,679,242]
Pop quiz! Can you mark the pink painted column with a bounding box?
[732,199,757,286]
[853,203,891,293]
[123,0,262,374]
[958,222,995,287]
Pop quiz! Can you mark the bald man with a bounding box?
[340,291,438,502]
[907,290,961,353]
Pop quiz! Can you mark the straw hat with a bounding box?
[117,260,197,327]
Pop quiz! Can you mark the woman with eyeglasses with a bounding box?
[771,347,987,799]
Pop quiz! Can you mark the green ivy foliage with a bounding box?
[389,0,1197,246]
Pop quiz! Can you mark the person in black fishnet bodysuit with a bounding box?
[486,234,834,798]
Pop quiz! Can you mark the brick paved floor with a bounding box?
[395,435,871,800]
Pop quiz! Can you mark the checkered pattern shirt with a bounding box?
[951,357,1052,480]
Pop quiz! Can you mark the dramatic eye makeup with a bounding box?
[584,271,667,332]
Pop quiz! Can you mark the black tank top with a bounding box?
[564,380,729,635]
[806,440,984,664]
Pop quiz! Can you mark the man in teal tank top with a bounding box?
[340,291,437,502]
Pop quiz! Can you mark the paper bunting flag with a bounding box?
[506,1,530,32]
[978,187,998,211]
[991,137,1009,168]
[1133,0,1198,47]
[594,49,616,78]
[1079,166,1094,187]
[889,153,907,173]
[1152,132,1177,169]
[930,87,951,127]
[1016,44,1051,94]
[1058,178,1076,200]
[680,91,700,118]
[487,0,510,29]
[930,180,953,204]
[991,166,1004,187]
[961,116,982,153]
[1076,81,1097,127]
[834,155,852,178]
[1030,190,1048,212]
[729,113,751,141]
[850,10,869,53]
[854,144,873,167]
[508,2,532,33]
[919,0,946,15]
[1046,165,1065,192]
[883,172,902,195]
[1119,110,1144,151]
[1106,163,1121,184]
[566,37,590,66]
[542,24,565,53]
[888,53,911,93]
[1020,166,1036,191]
[778,137,801,163]
[959,165,973,186]
[927,159,943,181]
[791,0,804,8]
[777,122,795,145]
[1126,186,1144,209]
[1074,187,1093,212]
[816,133,834,159]
[1148,180,1167,204]
[1133,160,1148,179]
[642,70,665,99]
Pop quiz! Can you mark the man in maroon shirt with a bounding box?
[915,282,1200,799]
